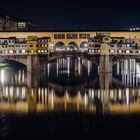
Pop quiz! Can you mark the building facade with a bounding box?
[0,31,140,55]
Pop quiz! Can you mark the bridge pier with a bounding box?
[27,71,40,112]
[99,55,112,73]
[27,55,40,71]
[98,73,112,114]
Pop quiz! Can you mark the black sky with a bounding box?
[0,0,140,30]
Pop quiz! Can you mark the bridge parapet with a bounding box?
[88,48,140,55]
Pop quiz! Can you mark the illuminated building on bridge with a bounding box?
[0,31,140,72]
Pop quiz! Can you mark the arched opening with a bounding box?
[55,42,65,52]
[1,59,26,68]
[67,42,77,51]
[80,41,89,52]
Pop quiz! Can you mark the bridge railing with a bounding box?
[88,48,140,55]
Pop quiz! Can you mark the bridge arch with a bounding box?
[67,41,78,51]
[80,41,89,52]
[110,55,124,66]
[55,41,65,51]
[1,58,27,67]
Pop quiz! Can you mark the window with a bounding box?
[4,40,8,43]
[19,50,22,53]
[30,45,33,47]
[67,34,78,39]
[22,50,26,53]
[9,40,15,43]
[126,44,131,48]
[126,50,130,53]
[18,22,26,28]
[9,50,13,53]
[16,45,20,47]
[79,34,90,39]
[22,45,26,47]
[2,45,7,48]
[118,50,122,53]
[54,34,65,39]
[105,38,109,41]
[109,50,114,53]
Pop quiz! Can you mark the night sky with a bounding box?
[0,0,140,30]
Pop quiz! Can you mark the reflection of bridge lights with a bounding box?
[126,88,129,105]
[118,89,122,100]
[0,70,5,84]
[91,90,94,99]
[57,59,58,77]
[50,89,54,107]
[89,89,92,98]
[78,57,81,75]
[87,60,90,76]
[77,91,81,102]
[67,57,70,76]
[22,87,26,99]
[64,90,69,99]
[84,94,88,107]
[47,63,50,77]
[9,86,14,98]
[5,86,8,97]
[31,89,34,98]
[110,90,114,99]
[16,88,20,98]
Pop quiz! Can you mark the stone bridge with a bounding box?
[0,55,41,71]
[1,47,140,73]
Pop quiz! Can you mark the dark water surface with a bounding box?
[1,58,140,139]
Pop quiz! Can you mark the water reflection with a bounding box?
[113,58,140,87]
[0,58,140,115]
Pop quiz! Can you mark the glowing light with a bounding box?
[22,50,26,53]
[0,70,5,84]
[47,63,50,77]
[9,86,13,98]
[22,87,26,99]
[84,94,88,107]
[87,60,90,76]
[126,88,129,105]
[9,50,13,53]
[57,59,58,77]
[67,57,70,76]
[78,57,81,75]
[84,43,88,47]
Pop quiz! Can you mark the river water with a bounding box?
[0,58,140,139]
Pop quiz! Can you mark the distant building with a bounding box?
[17,19,35,30]
[0,15,17,30]
[0,15,35,31]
